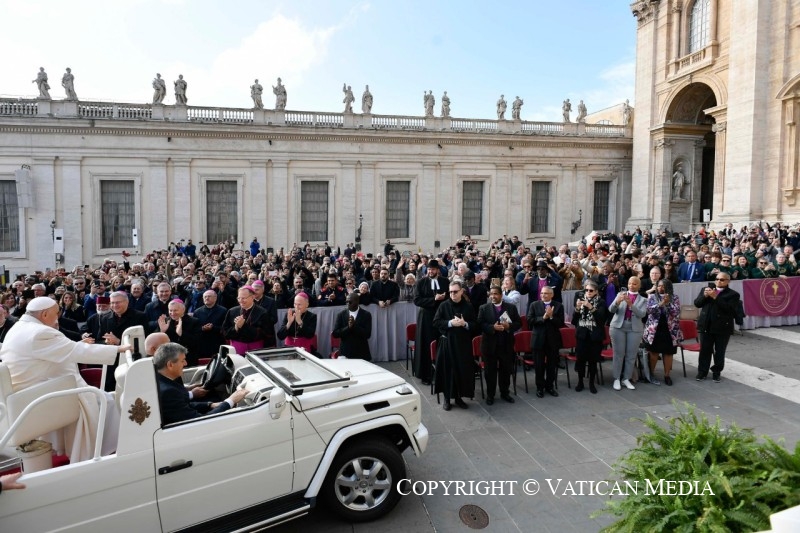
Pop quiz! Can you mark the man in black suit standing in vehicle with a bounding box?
[332,292,372,360]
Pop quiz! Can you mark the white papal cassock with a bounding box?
[0,314,119,462]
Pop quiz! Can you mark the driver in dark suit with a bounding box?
[154,342,247,425]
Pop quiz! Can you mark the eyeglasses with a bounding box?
[585,289,596,293]
[758,262,767,265]
[448,290,461,295]
[715,278,729,282]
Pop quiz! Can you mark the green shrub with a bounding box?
[594,402,800,532]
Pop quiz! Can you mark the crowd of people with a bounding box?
[1,220,797,413]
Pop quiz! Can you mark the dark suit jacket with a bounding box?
[478,301,521,358]
[194,304,228,356]
[465,283,489,316]
[157,372,231,425]
[164,315,202,365]
[254,297,278,346]
[527,300,565,351]
[332,307,372,360]
[144,299,171,333]
[370,280,400,305]
[519,273,564,302]
[222,305,272,344]
[695,286,740,335]
[678,261,705,283]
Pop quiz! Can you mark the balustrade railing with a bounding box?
[0,100,37,115]
[0,98,630,137]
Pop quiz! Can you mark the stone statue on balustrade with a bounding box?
[441,91,451,117]
[152,73,166,104]
[251,79,264,109]
[512,96,523,120]
[362,85,373,114]
[576,100,587,123]
[62,68,78,101]
[174,74,188,105]
[496,95,507,120]
[273,78,287,110]
[562,99,572,122]
[672,163,689,200]
[424,90,435,117]
[342,83,355,113]
[32,67,50,99]
[622,99,632,126]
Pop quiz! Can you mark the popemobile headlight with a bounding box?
[395,384,413,396]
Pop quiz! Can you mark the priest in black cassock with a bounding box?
[413,259,448,384]
[433,280,477,411]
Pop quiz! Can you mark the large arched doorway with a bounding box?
[657,83,717,232]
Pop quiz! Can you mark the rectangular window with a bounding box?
[100,180,135,248]
[462,181,483,235]
[206,181,238,244]
[593,181,611,230]
[385,181,410,239]
[301,181,328,242]
[0,181,19,252]
[530,182,550,233]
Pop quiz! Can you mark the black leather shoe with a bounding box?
[443,401,452,411]
[500,394,515,404]
[454,398,468,409]
[536,390,544,398]
[421,379,431,386]
[486,397,494,405]
[575,381,585,392]
[547,389,559,397]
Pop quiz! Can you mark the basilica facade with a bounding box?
[628,0,800,232]
[0,97,630,273]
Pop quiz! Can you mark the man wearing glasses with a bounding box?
[694,273,740,383]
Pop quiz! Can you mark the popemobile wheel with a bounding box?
[321,438,406,522]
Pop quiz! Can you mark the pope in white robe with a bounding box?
[0,297,128,463]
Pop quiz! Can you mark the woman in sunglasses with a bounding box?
[571,280,608,393]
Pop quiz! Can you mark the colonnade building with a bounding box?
[628,0,800,230]
[0,98,630,272]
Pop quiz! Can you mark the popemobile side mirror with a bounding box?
[269,388,287,420]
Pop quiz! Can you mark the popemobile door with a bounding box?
[153,402,294,532]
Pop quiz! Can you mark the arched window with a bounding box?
[688,0,710,53]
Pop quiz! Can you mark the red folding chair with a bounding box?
[678,320,699,377]
[519,315,529,331]
[430,339,439,403]
[471,336,485,399]
[597,325,612,385]
[329,334,340,358]
[559,327,578,388]
[513,331,534,394]
[406,323,417,372]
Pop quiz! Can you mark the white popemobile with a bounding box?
[0,326,428,532]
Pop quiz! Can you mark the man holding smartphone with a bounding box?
[694,272,740,383]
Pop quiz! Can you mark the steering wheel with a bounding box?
[201,353,234,390]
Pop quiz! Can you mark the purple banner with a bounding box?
[742,277,800,317]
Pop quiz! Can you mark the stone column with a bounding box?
[171,159,191,241]
[573,164,589,237]
[269,159,289,247]
[249,160,268,244]
[148,158,168,249]
[653,138,675,228]
[712,122,727,218]
[494,163,513,238]
[59,158,83,267]
[32,157,56,268]
[783,100,798,206]
[671,1,682,63]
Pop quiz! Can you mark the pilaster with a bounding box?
[31,157,56,269]
[269,159,289,247]
[171,159,191,241]
[59,158,83,267]
[148,158,168,250]
[340,161,357,245]
[249,160,268,243]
